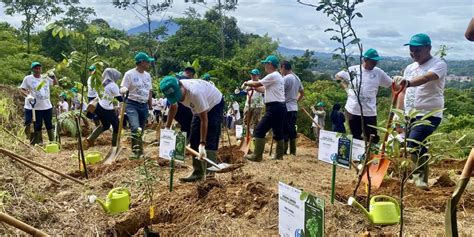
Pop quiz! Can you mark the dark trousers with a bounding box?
[95,104,119,133]
[33,109,53,131]
[153,110,162,123]
[175,102,193,138]
[284,111,298,141]
[254,102,286,141]
[346,111,379,144]
[24,109,32,126]
[190,98,224,152]
[407,116,441,161]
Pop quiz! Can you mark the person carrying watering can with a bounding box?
[120,52,154,159]
[396,33,447,190]
[335,48,393,144]
[19,61,57,145]
[244,55,287,161]
[160,76,224,182]
[85,68,123,149]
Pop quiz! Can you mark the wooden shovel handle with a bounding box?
[186,146,200,157]
[302,108,321,129]
[461,148,474,179]
[0,212,49,236]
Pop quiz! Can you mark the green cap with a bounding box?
[70,87,78,93]
[134,52,155,63]
[404,33,431,46]
[89,65,96,71]
[250,69,260,75]
[202,73,211,81]
[30,61,41,69]
[363,48,382,61]
[261,55,279,67]
[160,76,181,104]
[317,102,325,107]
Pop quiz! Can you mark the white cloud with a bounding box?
[1,0,473,59]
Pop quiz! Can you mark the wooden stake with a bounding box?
[0,212,49,236]
[1,152,60,185]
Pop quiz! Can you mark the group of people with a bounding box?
[19,32,456,189]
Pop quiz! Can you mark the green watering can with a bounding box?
[94,188,131,214]
[36,143,60,153]
[348,195,400,225]
[85,151,102,164]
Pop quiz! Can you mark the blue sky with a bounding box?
[1,0,473,60]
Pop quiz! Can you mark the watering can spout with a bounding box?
[95,198,109,212]
[348,197,372,222]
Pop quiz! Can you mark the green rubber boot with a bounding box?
[284,140,289,155]
[245,138,265,162]
[130,133,142,159]
[289,139,297,155]
[180,157,204,182]
[31,131,41,146]
[111,132,118,147]
[47,129,54,142]
[86,126,104,148]
[271,140,285,160]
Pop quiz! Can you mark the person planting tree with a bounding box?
[397,33,447,190]
[19,61,57,145]
[236,69,265,133]
[244,55,286,161]
[86,65,100,126]
[85,68,123,149]
[335,48,393,144]
[281,61,304,155]
[160,76,224,182]
[120,52,154,159]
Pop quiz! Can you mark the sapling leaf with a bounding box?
[420,108,444,121]
[355,12,363,18]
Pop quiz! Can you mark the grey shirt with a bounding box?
[283,73,303,112]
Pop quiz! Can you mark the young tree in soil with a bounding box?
[297,0,373,207]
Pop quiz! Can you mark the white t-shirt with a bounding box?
[152,98,161,111]
[259,71,285,103]
[58,101,69,113]
[232,101,241,120]
[337,66,392,116]
[121,68,152,103]
[403,57,447,118]
[180,79,223,114]
[284,73,304,111]
[99,82,120,110]
[20,74,53,110]
[87,76,98,98]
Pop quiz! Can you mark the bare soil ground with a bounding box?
[0,85,472,236]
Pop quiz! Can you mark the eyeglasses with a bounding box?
[409,46,425,53]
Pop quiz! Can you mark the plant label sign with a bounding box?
[159,129,186,161]
[235,125,243,139]
[279,182,324,237]
[318,130,353,169]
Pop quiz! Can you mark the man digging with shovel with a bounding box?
[244,55,286,161]
[160,76,224,182]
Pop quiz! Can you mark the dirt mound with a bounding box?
[217,145,246,164]
[67,159,142,179]
[337,178,474,212]
[298,133,315,148]
[433,173,456,187]
[110,173,276,236]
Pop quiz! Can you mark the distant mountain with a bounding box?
[126,20,179,37]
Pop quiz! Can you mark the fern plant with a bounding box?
[57,110,89,137]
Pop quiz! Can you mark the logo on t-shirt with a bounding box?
[190,103,195,108]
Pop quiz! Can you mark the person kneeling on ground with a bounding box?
[160,76,224,182]
[244,55,286,161]
[85,68,123,149]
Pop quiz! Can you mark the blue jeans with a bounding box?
[190,98,224,152]
[126,100,149,134]
[254,102,286,140]
[408,116,442,172]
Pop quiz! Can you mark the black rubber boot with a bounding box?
[130,133,141,160]
[111,132,118,147]
[47,129,54,142]
[31,131,41,146]
[289,139,297,155]
[24,124,32,143]
[86,126,103,148]
[245,138,265,162]
[271,140,285,160]
[284,140,289,155]
[180,157,204,182]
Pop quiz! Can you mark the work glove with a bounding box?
[26,95,35,102]
[119,87,128,94]
[198,143,206,159]
[234,88,241,94]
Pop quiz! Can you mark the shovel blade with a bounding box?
[207,163,243,173]
[103,147,119,165]
[361,156,390,189]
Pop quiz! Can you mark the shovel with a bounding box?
[362,82,406,189]
[104,92,128,165]
[445,148,474,237]
[186,146,242,173]
[240,90,254,154]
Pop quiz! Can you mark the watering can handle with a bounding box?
[371,195,401,216]
[108,187,130,199]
